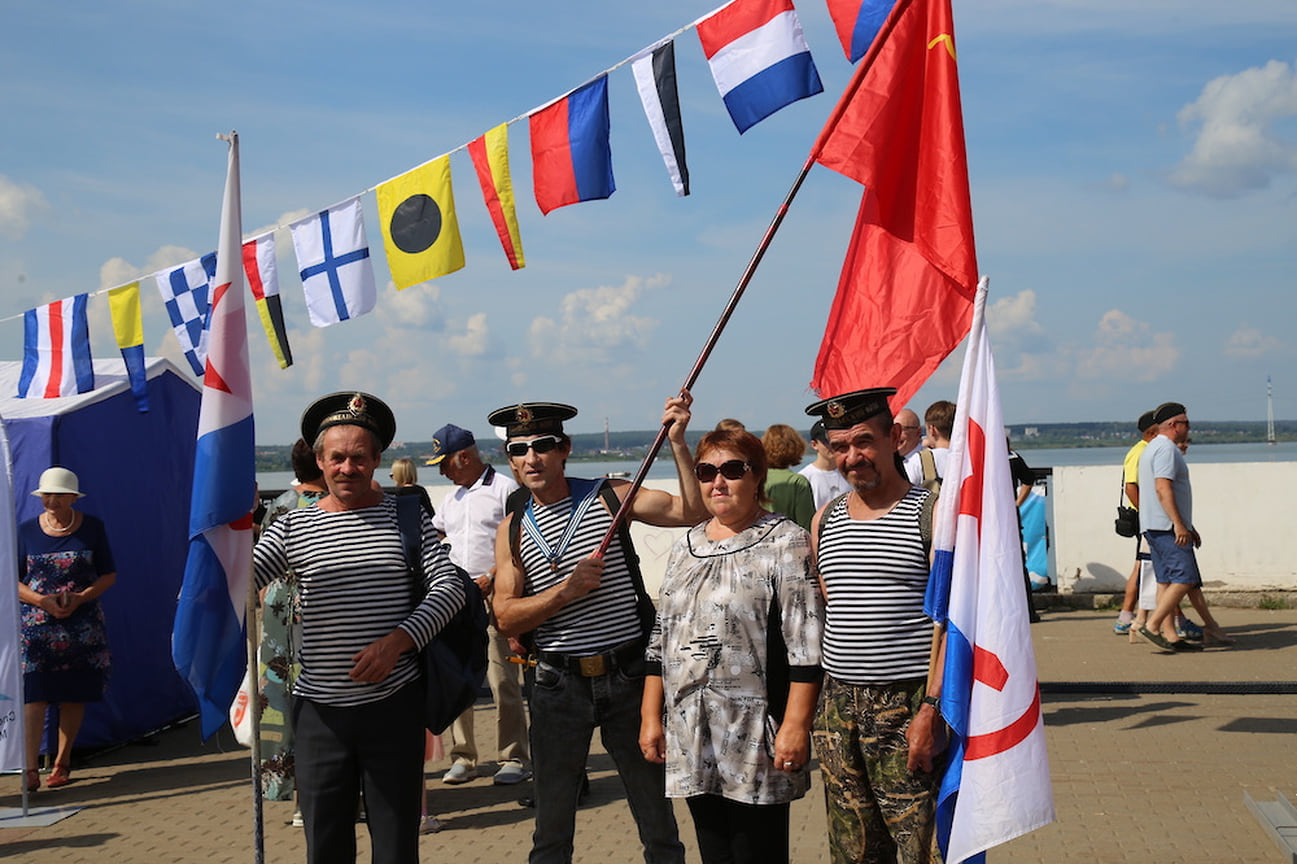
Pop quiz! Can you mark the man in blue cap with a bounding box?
[428,423,531,786]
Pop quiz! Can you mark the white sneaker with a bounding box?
[442,762,477,784]
[290,809,304,827]
[419,814,443,834]
[493,761,532,786]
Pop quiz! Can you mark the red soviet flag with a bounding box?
[808,0,977,406]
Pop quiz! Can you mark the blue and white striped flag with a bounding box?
[18,294,95,398]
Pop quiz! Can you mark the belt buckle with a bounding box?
[578,655,607,677]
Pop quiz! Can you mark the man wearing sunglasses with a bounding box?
[491,394,706,864]
[805,387,945,864]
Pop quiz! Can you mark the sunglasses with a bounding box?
[694,459,751,483]
[506,435,562,458]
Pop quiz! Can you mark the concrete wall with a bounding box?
[1050,462,1297,593]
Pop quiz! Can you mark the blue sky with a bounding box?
[2,1,1295,443]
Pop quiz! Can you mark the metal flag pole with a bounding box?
[589,2,909,558]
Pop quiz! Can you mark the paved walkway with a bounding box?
[4,607,1295,863]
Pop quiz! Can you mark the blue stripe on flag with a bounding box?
[936,619,980,864]
[567,76,615,202]
[299,210,370,322]
[70,294,94,393]
[721,52,824,134]
[189,413,255,536]
[17,309,37,397]
[121,343,149,412]
[850,0,898,63]
[172,533,247,739]
[924,547,954,625]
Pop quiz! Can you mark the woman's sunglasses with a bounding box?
[506,435,562,458]
[694,460,751,483]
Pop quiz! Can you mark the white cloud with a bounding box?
[528,273,666,365]
[1223,323,1285,358]
[1075,309,1179,381]
[1169,59,1297,197]
[446,312,488,357]
[0,175,47,238]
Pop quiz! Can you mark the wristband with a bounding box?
[921,695,940,709]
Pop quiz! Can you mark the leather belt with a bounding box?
[537,641,643,678]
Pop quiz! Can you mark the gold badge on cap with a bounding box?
[348,394,366,414]
[827,401,844,419]
[516,406,533,423]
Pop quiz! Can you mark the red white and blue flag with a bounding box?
[529,75,615,215]
[18,294,95,399]
[825,0,898,63]
[696,0,823,134]
[172,132,256,740]
[923,282,1055,864]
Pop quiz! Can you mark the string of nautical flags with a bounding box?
[10,0,894,406]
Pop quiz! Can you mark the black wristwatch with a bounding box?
[920,695,940,709]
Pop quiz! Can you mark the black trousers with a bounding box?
[293,681,425,864]
[685,795,791,864]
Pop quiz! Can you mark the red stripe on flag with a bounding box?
[697,0,791,58]
[530,97,579,215]
[959,418,985,523]
[44,301,65,398]
[972,644,1008,691]
[963,687,1042,760]
[243,240,267,302]
[468,134,521,268]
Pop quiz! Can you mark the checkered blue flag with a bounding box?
[155,253,216,376]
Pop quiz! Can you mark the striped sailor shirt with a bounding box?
[816,487,934,684]
[253,494,464,706]
[519,482,641,655]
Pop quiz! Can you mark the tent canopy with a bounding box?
[1,357,203,748]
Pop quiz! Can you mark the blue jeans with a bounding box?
[528,650,684,864]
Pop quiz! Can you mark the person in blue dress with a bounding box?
[17,467,117,792]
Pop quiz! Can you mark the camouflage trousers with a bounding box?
[812,675,942,864]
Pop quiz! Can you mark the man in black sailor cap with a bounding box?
[805,388,945,864]
[253,392,465,864]
[491,394,706,864]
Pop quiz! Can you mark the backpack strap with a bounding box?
[816,493,851,553]
[396,492,422,575]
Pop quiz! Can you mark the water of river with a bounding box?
[257,440,1297,492]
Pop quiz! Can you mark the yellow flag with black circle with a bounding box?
[376,154,465,289]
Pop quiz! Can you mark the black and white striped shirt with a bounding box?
[816,487,933,684]
[519,482,640,654]
[253,495,464,706]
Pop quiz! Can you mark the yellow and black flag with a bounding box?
[376,154,465,289]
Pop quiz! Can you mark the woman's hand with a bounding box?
[773,722,811,772]
[639,715,667,764]
[663,390,693,445]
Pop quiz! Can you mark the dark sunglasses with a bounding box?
[694,459,751,483]
[506,435,562,458]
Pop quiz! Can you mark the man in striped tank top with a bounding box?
[805,388,944,864]
[491,395,707,864]
[253,392,467,864]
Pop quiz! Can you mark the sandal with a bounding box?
[45,762,71,788]
[25,768,40,792]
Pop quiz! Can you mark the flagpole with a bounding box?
[247,576,264,864]
[591,1,915,559]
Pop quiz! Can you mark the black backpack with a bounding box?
[395,493,489,734]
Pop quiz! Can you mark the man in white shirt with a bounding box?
[896,408,926,485]
[430,424,531,786]
[799,420,851,509]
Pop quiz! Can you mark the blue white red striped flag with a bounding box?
[171,132,256,740]
[17,294,95,399]
[922,280,1055,863]
[825,0,898,63]
[696,0,823,134]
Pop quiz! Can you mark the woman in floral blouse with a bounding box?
[17,467,117,793]
[641,428,825,864]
